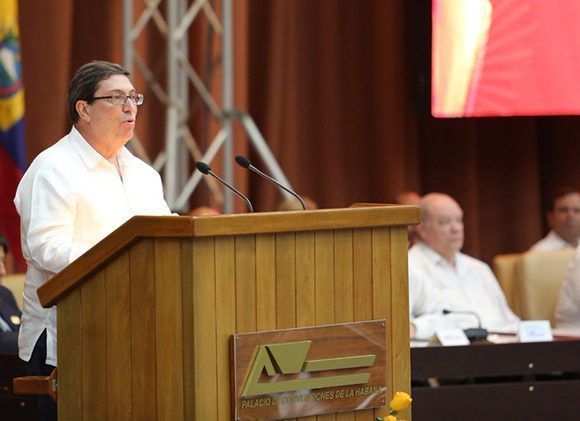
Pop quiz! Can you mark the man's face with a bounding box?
[0,247,6,278]
[548,192,580,243]
[87,74,138,148]
[418,196,464,258]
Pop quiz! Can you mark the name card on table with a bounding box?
[435,328,470,346]
[518,320,553,342]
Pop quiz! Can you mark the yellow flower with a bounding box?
[385,416,397,421]
[389,391,412,412]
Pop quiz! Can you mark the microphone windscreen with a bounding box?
[196,161,211,174]
[235,155,252,169]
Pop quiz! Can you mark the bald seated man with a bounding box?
[408,193,519,339]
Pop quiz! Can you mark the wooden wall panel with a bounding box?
[235,235,257,333]
[353,228,375,421]
[314,230,336,421]
[214,237,236,421]
[389,227,411,420]
[276,232,296,329]
[105,251,132,420]
[372,227,393,417]
[335,230,356,421]
[296,231,316,421]
[181,239,195,421]
[81,271,107,420]
[256,234,276,331]
[192,237,218,419]
[275,233,298,421]
[129,239,157,421]
[296,231,315,328]
[315,231,335,326]
[335,229,354,323]
[154,239,184,421]
[57,289,82,420]
[353,228,373,321]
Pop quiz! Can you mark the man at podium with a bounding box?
[14,60,171,420]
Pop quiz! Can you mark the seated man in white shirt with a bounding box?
[409,193,519,339]
[530,187,580,251]
[409,265,455,339]
[555,244,580,327]
[14,61,171,420]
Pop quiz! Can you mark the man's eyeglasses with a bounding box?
[91,93,144,106]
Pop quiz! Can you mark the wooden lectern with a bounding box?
[35,205,419,420]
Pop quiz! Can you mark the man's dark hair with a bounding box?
[67,60,131,124]
[0,235,9,254]
[549,186,580,211]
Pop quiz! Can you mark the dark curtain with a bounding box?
[247,0,578,263]
[17,0,579,264]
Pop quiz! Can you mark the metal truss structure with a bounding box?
[122,0,291,213]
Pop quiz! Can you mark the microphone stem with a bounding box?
[248,165,307,210]
[208,170,254,213]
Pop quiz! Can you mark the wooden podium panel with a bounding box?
[231,320,388,419]
[38,206,419,420]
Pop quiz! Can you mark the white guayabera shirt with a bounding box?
[409,242,520,339]
[556,245,580,326]
[14,126,171,366]
[530,230,574,252]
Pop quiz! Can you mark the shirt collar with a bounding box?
[416,242,446,264]
[116,144,134,168]
[416,241,464,272]
[69,126,134,170]
[69,126,107,170]
[547,231,570,247]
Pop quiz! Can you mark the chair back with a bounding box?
[515,249,575,323]
[492,253,522,316]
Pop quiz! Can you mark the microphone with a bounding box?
[234,155,307,210]
[195,161,254,213]
[442,309,488,342]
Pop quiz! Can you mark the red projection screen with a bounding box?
[432,0,580,117]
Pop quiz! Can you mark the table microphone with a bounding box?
[234,155,307,210]
[195,161,254,213]
[442,309,488,342]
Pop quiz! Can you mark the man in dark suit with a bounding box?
[0,234,21,354]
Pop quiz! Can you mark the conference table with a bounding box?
[2,339,579,420]
[411,335,580,420]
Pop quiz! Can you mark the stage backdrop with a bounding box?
[16,0,579,264]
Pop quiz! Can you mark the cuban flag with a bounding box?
[0,0,26,267]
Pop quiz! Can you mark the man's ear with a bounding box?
[76,100,90,123]
[416,222,426,240]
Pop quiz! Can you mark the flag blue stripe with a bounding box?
[0,118,26,171]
